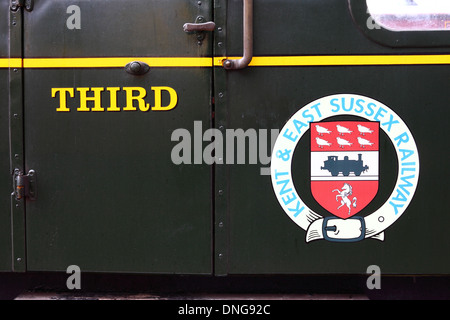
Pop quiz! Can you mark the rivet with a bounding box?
[130,62,141,73]
[218,189,224,195]
[218,222,224,228]
[218,92,224,98]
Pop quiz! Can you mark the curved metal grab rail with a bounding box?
[223,0,253,70]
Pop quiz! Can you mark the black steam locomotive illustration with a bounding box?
[321,153,369,177]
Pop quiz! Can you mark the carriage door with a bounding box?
[213,0,450,275]
[19,0,213,273]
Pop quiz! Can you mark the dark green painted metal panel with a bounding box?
[23,0,213,273]
[219,0,450,274]
[213,0,229,276]
[9,8,27,273]
[0,1,12,272]
[0,69,11,272]
[25,0,211,58]
[0,2,8,57]
[2,0,449,277]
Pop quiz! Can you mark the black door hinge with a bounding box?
[10,0,34,12]
[14,169,37,200]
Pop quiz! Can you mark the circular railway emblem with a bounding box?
[271,94,419,242]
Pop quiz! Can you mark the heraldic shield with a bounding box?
[310,121,379,219]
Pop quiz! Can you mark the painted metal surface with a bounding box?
[21,0,213,273]
[217,0,450,274]
[0,0,449,276]
[0,1,13,272]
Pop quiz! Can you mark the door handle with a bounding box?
[183,16,216,44]
[223,0,253,70]
[183,21,216,33]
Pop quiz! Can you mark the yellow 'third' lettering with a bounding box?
[106,87,121,112]
[152,86,178,111]
[52,86,179,112]
[77,87,104,112]
[52,88,74,112]
[123,87,149,111]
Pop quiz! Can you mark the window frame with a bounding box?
[348,0,450,48]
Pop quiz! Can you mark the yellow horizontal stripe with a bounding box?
[1,55,450,69]
[216,55,450,66]
[22,57,213,68]
[0,58,22,68]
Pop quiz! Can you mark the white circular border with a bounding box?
[271,94,420,238]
